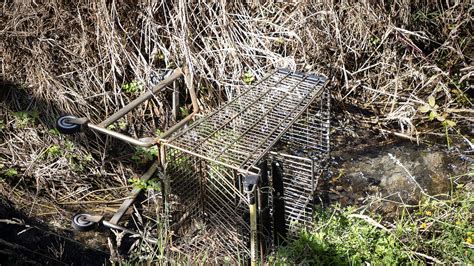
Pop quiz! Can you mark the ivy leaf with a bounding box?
[428,96,436,107]
[418,105,431,113]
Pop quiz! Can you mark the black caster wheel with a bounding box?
[72,213,97,232]
[56,115,82,134]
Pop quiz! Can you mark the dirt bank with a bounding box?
[0,195,108,265]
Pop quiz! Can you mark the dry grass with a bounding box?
[0,0,472,262]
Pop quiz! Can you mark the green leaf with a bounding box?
[418,105,430,113]
[48,128,60,136]
[444,120,456,128]
[155,129,163,136]
[242,71,255,85]
[436,114,446,122]
[428,96,436,107]
[5,168,18,177]
[180,107,189,117]
[118,120,127,130]
[275,37,285,45]
[428,110,437,121]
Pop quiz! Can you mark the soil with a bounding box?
[0,196,109,265]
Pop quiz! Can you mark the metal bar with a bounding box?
[311,158,315,193]
[159,70,202,140]
[165,69,281,143]
[159,112,197,139]
[186,72,200,115]
[210,74,297,161]
[249,202,257,266]
[102,220,158,244]
[87,123,155,147]
[236,75,313,168]
[99,68,183,127]
[183,84,283,156]
[268,151,313,162]
[164,142,259,176]
[172,81,179,120]
[109,163,159,225]
[241,78,328,170]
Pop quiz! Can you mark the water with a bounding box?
[327,141,471,206]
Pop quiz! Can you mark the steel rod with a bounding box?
[160,113,197,139]
[242,81,327,170]
[88,123,155,147]
[214,75,305,162]
[109,163,159,225]
[165,69,280,143]
[164,142,258,176]
[99,68,183,127]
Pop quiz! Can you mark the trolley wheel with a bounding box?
[56,115,82,134]
[71,213,97,232]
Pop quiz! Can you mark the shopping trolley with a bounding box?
[58,68,330,264]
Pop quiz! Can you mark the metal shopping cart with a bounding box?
[57,68,330,264]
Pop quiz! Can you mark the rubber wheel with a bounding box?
[56,115,82,134]
[72,213,96,232]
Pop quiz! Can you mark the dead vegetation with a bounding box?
[0,0,472,263]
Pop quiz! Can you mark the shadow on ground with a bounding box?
[0,195,109,265]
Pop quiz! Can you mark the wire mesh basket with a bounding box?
[162,69,330,261]
[55,66,329,262]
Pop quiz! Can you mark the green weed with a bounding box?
[66,152,93,172]
[4,168,18,177]
[48,128,60,136]
[155,129,163,136]
[419,95,457,148]
[179,106,189,118]
[45,145,61,159]
[128,176,161,191]
[369,36,380,46]
[13,111,39,128]
[273,185,473,264]
[122,81,142,94]
[107,119,127,131]
[132,146,159,163]
[66,142,93,172]
[64,140,74,151]
[274,37,285,46]
[242,71,255,85]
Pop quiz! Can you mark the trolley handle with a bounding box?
[56,67,201,147]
